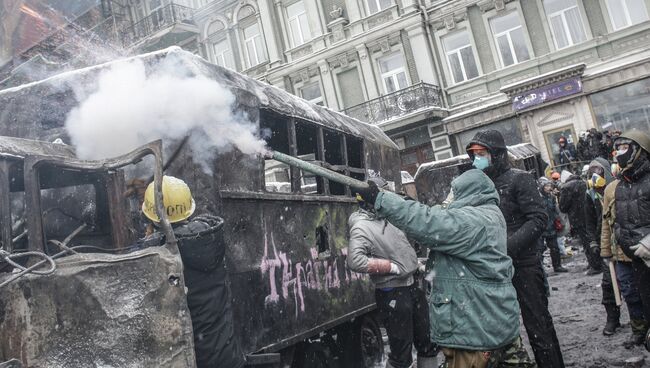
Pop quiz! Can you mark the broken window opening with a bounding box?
[261,112,292,193]
[324,130,347,195]
[39,184,103,252]
[315,224,331,258]
[347,136,365,169]
[296,121,325,194]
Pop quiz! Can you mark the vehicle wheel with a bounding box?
[358,315,384,368]
[337,314,384,368]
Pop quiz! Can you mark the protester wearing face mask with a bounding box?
[611,130,650,351]
[584,159,621,338]
[465,130,565,368]
[601,158,647,348]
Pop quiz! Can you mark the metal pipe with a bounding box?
[267,151,369,189]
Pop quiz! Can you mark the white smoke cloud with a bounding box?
[64,55,266,172]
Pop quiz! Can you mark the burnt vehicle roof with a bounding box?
[0,136,75,160]
[0,47,398,150]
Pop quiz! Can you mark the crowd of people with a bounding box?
[556,128,622,173]
[352,128,650,368]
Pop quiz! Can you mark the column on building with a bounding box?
[318,59,340,110]
[273,0,292,51]
[355,44,380,100]
[345,0,365,35]
[405,23,438,85]
[304,0,325,37]
[258,0,283,65]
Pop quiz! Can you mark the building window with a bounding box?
[543,0,587,49]
[605,0,649,30]
[243,23,267,67]
[442,31,479,84]
[212,39,233,69]
[287,1,311,47]
[591,77,650,133]
[300,82,324,105]
[367,0,392,14]
[378,53,408,94]
[490,11,531,67]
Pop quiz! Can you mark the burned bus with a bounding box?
[0,47,401,367]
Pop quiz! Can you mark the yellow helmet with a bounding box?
[141,176,196,223]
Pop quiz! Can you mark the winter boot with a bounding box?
[624,319,648,349]
[602,304,621,336]
[416,356,437,368]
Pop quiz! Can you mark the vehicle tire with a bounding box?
[358,315,384,367]
[338,314,384,368]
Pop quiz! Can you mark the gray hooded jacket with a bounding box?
[347,209,418,288]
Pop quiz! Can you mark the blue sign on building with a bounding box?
[512,77,582,111]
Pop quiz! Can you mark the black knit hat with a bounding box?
[466,129,507,153]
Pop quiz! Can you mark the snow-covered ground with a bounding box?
[378,239,650,368]
[538,240,650,367]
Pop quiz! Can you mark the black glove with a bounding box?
[355,180,380,206]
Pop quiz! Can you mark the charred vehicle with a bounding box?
[414,143,546,205]
[0,138,196,367]
[0,48,402,367]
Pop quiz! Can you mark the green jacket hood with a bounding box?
[449,169,500,209]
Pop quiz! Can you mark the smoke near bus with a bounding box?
[64,51,266,172]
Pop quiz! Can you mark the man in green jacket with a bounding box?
[356,169,535,368]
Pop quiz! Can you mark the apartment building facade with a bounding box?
[5,0,650,172]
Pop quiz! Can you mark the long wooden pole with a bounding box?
[267,150,369,189]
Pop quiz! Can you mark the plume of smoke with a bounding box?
[64,55,267,173]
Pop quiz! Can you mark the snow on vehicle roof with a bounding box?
[0,47,397,149]
[414,143,540,178]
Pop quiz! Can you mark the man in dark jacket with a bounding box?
[539,177,567,273]
[559,173,603,274]
[584,128,609,161]
[611,130,650,351]
[558,136,577,171]
[466,130,564,368]
[584,158,620,336]
[141,176,245,368]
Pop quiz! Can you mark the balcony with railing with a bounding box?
[344,82,443,125]
[121,3,197,48]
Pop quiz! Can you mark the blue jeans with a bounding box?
[616,261,644,320]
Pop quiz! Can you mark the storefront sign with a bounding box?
[512,77,582,111]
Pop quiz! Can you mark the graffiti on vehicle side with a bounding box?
[260,228,368,318]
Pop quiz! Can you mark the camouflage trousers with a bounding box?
[440,336,537,368]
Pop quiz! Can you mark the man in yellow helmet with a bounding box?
[140,176,244,368]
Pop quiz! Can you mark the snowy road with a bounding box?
[538,244,649,367]
[378,243,650,368]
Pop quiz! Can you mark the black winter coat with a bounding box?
[615,158,650,259]
[493,168,548,266]
[559,176,587,230]
[540,192,559,238]
[174,215,244,368]
[584,191,603,245]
